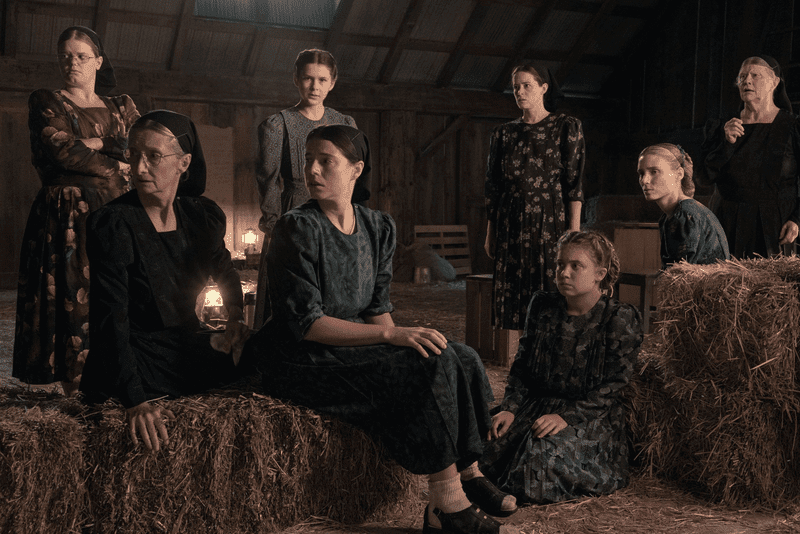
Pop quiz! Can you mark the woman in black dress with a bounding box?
[247,125,516,533]
[14,26,139,395]
[484,63,585,338]
[702,55,800,258]
[481,231,643,504]
[80,111,248,451]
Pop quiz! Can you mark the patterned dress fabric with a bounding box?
[253,106,356,328]
[659,198,730,268]
[480,291,643,504]
[246,200,494,475]
[485,114,585,330]
[79,192,243,408]
[13,89,139,386]
[702,110,800,258]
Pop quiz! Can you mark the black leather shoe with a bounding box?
[462,476,517,517]
[422,504,500,534]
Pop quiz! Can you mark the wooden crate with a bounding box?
[414,225,472,276]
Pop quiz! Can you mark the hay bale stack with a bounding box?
[630,257,800,509]
[0,390,87,534]
[0,389,417,533]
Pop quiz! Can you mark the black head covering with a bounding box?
[756,55,792,113]
[132,110,207,197]
[514,63,565,112]
[307,124,371,203]
[58,26,116,96]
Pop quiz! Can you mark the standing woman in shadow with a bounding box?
[702,55,800,258]
[254,49,367,328]
[13,26,139,396]
[484,63,585,343]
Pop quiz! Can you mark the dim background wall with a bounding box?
[1,0,796,289]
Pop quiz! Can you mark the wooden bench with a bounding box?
[413,225,472,276]
[465,274,518,367]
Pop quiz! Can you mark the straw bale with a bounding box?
[0,389,87,534]
[630,257,800,509]
[0,388,417,533]
[83,392,416,533]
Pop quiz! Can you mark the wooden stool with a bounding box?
[465,274,518,367]
[615,271,659,334]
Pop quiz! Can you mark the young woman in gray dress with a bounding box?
[247,125,517,533]
[254,49,365,328]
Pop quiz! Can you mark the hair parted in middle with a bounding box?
[639,143,695,198]
[294,48,338,81]
[556,230,620,295]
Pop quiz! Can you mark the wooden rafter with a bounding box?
[490,0,559,92]
[555,0,618,83]
[378,0,424,84]
[435,0,489,88]
[93,0,111,39]
[243,27,267,77]
[324,0,357,57]
[168,0,194,72]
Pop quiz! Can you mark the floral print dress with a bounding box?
[13,89,139,387]
[485,114,585,330]
[480,291,643,503]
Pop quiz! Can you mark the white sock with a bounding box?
[428,474,471,514]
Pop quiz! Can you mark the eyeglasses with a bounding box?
[124,149,183,168]
[57,54,97,64]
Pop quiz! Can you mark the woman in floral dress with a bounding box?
[13,26,139,395]
[485,63,585,333]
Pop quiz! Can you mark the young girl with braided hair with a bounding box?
[638,143,729,268]
[480,230,643,504]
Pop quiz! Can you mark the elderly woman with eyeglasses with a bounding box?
[79,111,248,451]
[701,55,800,258]
[13,26,139,396]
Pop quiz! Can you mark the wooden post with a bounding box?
[378,110,416,245]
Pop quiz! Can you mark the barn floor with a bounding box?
[1,283,799,533]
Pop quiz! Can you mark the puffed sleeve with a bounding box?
[256,114,286,236]
[559,303,643,427]
[84,207,147,408]
[198,197,243,311]
[266,213,323,341]
[362,211,396,317]
[485,125,505,225]
[28,89,126,179]
[558,115,585,202]
[499,292,547,414]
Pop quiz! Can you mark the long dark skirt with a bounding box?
[250,327,494,475]
[479,396,629,504]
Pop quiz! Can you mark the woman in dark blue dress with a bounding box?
[481,231,643,504]
[638,143,729,268]
[247,125,515,533]
[80,111,249,451]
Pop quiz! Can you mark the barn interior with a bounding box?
[2,0,800,532]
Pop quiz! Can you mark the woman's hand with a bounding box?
[488,410,515,440]
[484,221,495,259]
[126,401,175,451]
[531,414,567,438]
[723,118,745,144]
[779,220,799,245]
[385,326,447,357]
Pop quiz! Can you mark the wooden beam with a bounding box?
[3,0,17,57]
[555,0,617,82]
[93,0,111,41]
[168,0,194,71]
[436,1,488,88]
[417,114,471,160]
[243,27,266,77]
[490,0,559,92]
[324,0,356,55]
[378,0,425,84]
